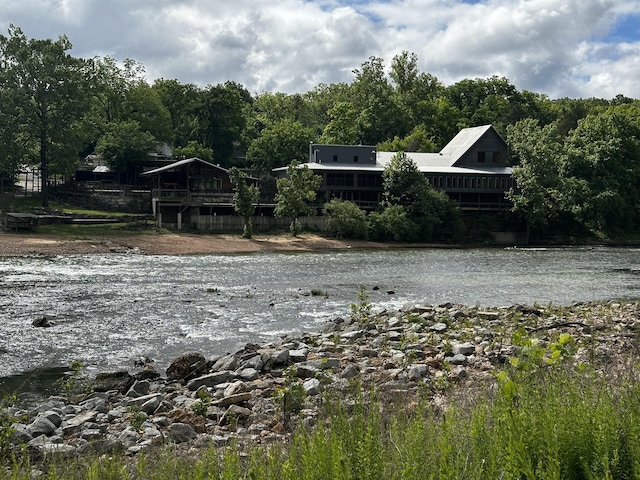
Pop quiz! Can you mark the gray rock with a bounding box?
[306,357,340,370]
[140,395,162,414]
[169,422,197,443]
[117,428,141,448]
[341,330,365,341]
[448,353,468,366]
[303,378,321,396]
[430,322,448,332]
[271,350,290,365]
[406,364,429,380]
[127,380,151,398]
[214,392,252,407]
[222,405,252,423]
[237,368,259,381]
[341,364,360,379]
[10,423,32,443]
[126,393,164,410]
[62,411,98,435]
[212,354,239,372]
[42,410,63,428]
[27,416,57,437]
[94,370,134,393]
[295,364,319,379]
[453,342,475,356]
[187,371,234,391]
[240,354,264,371]
[289,349,309,363]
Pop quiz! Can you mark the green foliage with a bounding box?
[173,141,214,162]
[228,167,260,238]
[128,406,147,433]
[247,119,314,172]
[191,389,212,417]
[349,284,372,323]
[368,204,417,241]
[59,360,93,400]
[323,199,369,239]
[0,24,91,206]
[274,161,322,236]
[273,366,306,417]
[378,152,465,242]
[96,120,157,172]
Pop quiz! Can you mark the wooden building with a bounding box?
[141,157,255,230]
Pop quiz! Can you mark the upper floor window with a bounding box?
[353,155,359,162]
[333,155,338,162]
[477,152,486,163]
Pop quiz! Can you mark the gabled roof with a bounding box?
[439,125,505,165]
[140,157,228,176]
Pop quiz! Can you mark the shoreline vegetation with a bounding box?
[2,298,640,478]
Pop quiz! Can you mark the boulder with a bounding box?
[94,370,134,393]
[169,422,197,443]
[166,352,207,381]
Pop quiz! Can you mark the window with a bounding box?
[477,152,486,163]
[493,151,501,163]
[353,155,359,163]
[326,173,354,187]
[333,155,338,162]
[358,174,382,188]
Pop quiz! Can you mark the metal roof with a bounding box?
[140,157,228,176]
[439,125,501,165]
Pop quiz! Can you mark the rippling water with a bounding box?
[1,246,638,397]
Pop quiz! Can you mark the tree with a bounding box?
[563,106,640,234]
[152,78,201,147]
[95,120,157,177]
[0,25,90,206]
[320,101,359,144]
[351,56,405,144]
[229,167,260,238]
[323,199,368,239]
[382,152,464,241]
[192,82,251,167]
[173,141,213,162]
[369,204,417,241]
[247,119,314,173]
[377,125,435,153]
[507,118,569,235]
[274,161,322,236]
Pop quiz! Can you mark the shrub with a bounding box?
[323,199,369,239]
[369,204,418,241]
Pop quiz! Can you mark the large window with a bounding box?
[357,174,382,188]
[326,173,354,187]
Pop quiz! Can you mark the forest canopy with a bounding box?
[1,26,639,237]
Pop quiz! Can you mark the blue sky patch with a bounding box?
[605,14,640,43]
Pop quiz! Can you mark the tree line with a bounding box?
[1,25,639,239]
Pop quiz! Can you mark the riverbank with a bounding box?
[0,231,412,256]
[3,300,639,470]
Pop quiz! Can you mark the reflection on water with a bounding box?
[0,247,638,385]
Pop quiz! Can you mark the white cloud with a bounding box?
[0,0,639,98]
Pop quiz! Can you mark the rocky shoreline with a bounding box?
[4,300,639,464]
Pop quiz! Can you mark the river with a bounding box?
[1,246,638,399]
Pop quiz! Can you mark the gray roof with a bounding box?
[277,161,511,176]
[439,125,499,164]
[141,157,227,176]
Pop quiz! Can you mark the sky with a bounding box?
[1,0,639,99]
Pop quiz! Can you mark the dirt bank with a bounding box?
[0,232,399,256]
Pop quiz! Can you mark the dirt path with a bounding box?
[0,232,398,256]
